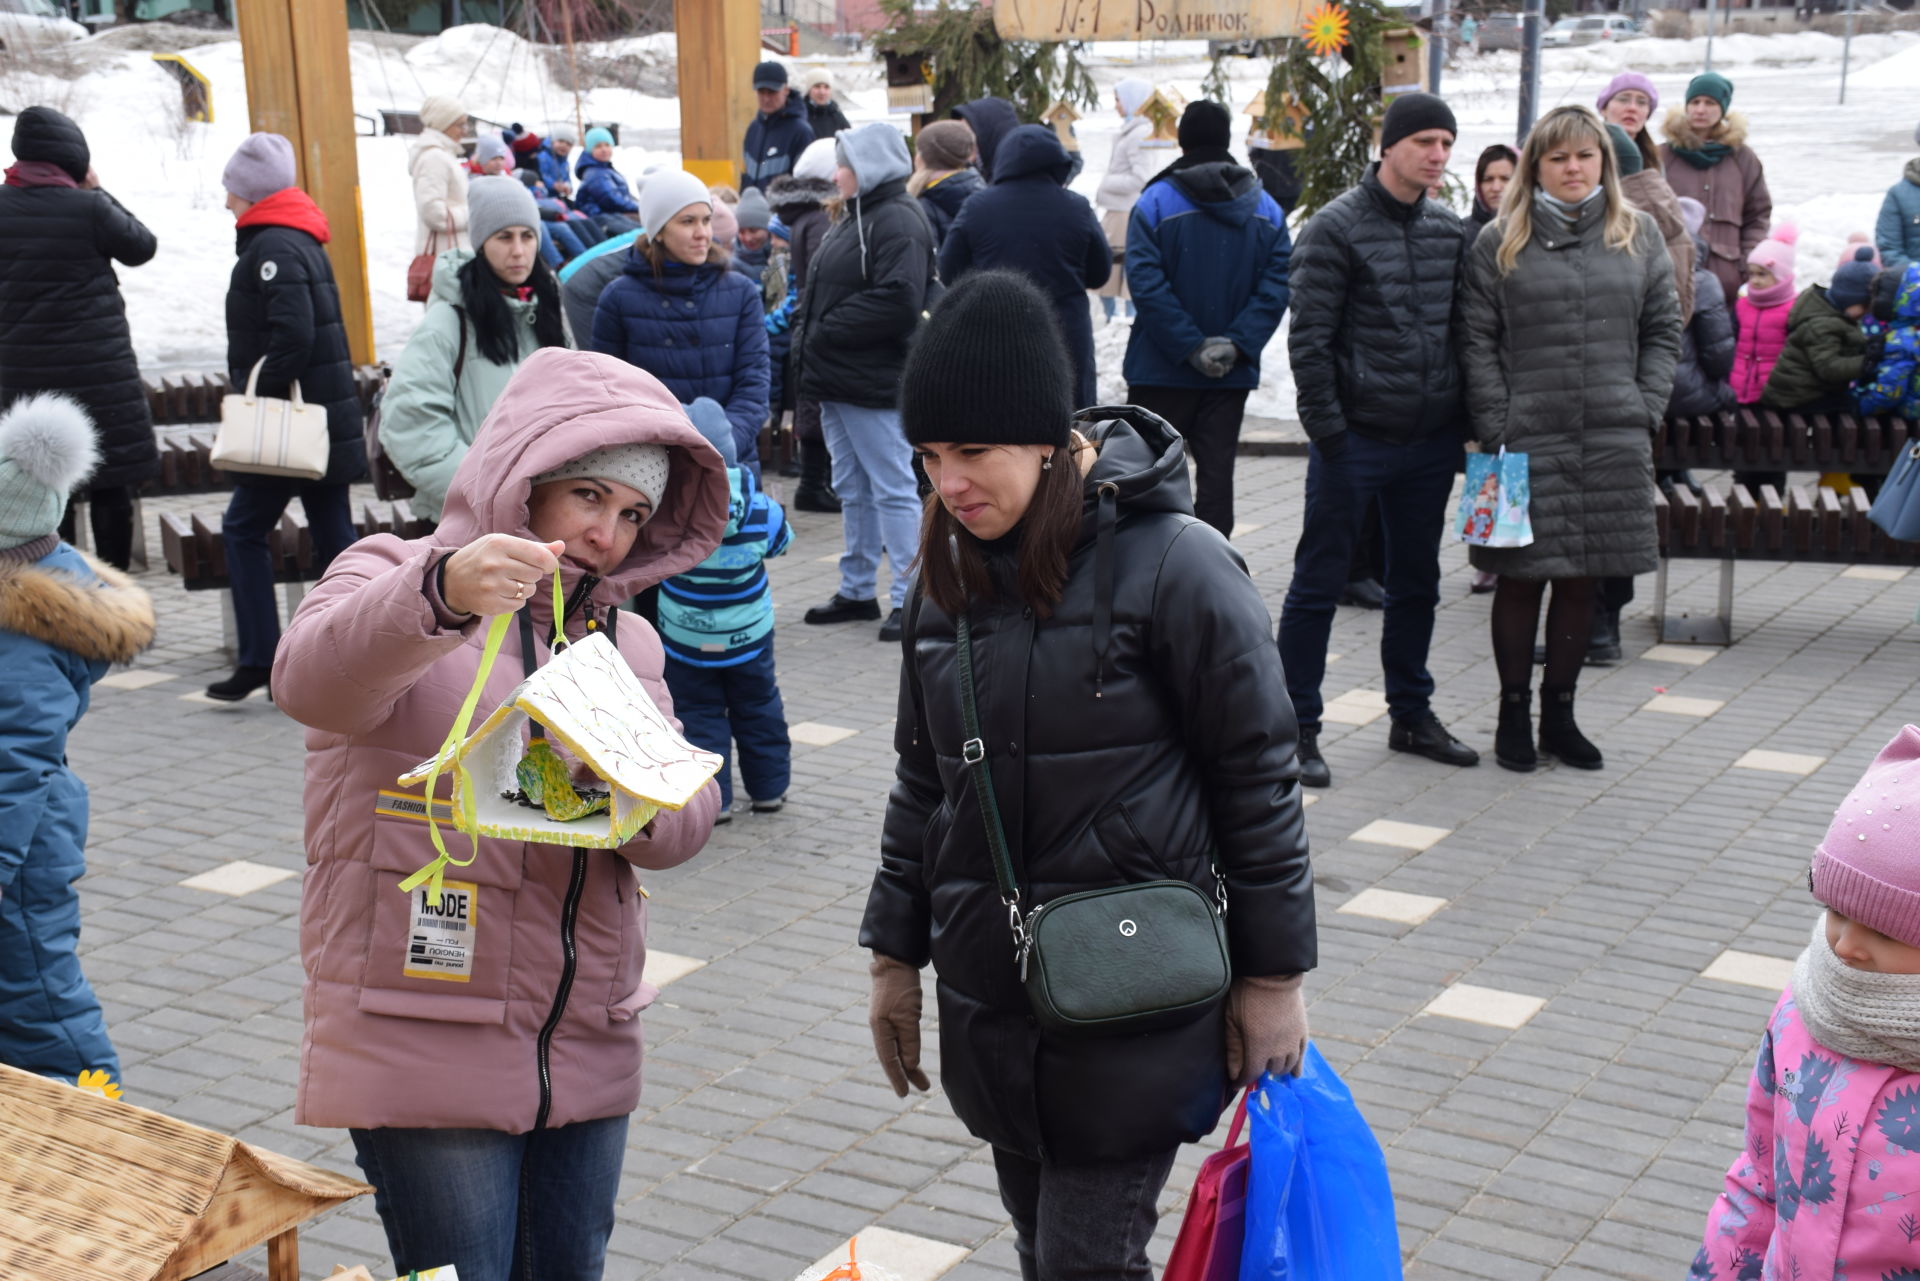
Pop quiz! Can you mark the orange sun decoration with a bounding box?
[1302,2,1352,56]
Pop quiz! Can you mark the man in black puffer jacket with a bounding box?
[208,133,366,702]
[1278,93,1479,789]
[795,122,936,642]
[0,107,157,571]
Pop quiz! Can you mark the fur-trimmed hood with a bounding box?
[1660,106,1750,152]
[0,550,155,664]
[766,174,835,220]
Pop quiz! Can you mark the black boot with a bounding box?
[1585,607,1622,666]
[1539,686,1603,770]
[1296,727,1331,788]
[206,664,271,702]
[1494,688,1536,772]
[794,438,841,513]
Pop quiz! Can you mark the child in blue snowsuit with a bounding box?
[659,398,793,820]
[0,393,151,1086]
[1857,261,1920,419]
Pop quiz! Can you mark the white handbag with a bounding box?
[212,358,331,481]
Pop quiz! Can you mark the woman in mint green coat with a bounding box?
[381,177,570,522]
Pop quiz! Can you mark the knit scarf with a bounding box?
[1669,140,1734,171]
[1745,277,1797,310]
[4,160,79,189]
[1793,915,1920,1073]
[1533,185,1601,228]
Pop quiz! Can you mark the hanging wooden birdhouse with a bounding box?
[1138,87,1186,144]
[1245,89,1309,150]
[398,632,720,852]
[1379,28,1428,99]
[1042,100,1082,152]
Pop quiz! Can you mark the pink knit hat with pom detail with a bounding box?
[1812,725,1920,947]
[1747,222,1799,290]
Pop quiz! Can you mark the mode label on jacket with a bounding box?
[404,880,476,982]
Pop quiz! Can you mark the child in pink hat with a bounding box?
[1691,725,1920,1281]
[1731,221,1797,405]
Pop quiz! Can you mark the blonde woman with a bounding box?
[1460,104,1680,774]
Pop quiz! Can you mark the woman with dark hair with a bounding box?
[861,270,1315,1279]
[381,176,570,524]
[589,170,770,479]
[1464,142,1518,253]
[1461,105,1680,772]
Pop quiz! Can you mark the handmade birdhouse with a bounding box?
[398,631,721,851]
[1042,100,1082,152]
[0,1061,370,1281]
[1244,90,1309,150]
[1379,28,1428,98]
[881,47,933,116]
[1138,87,1186,144]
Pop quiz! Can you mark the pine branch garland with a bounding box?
[874,0,1100,124]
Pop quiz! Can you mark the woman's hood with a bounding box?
[1071,405,1193,537]
[767,174,835,219]
[1660,106,1749,151]
[434,349,730,600]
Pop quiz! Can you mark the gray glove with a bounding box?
[1189,338,1238,380]
[1225,973,1309,1086]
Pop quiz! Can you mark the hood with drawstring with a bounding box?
[275,347,727,1135]
[796,123,936,408]
[860,404,1313,1163]
[951,96,1021,182]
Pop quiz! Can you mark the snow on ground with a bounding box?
[3,24,1915,417]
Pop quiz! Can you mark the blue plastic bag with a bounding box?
[1238,1043,1403,1281]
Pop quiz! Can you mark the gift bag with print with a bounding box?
[1454,446,1533,548]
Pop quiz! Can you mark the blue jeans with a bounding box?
[663,646,790,808]
[819,400,920,610]
[1277,429,1463,729]
[222,479,357,669]
[350,1116,628,1281]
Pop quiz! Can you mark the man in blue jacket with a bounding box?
[1123,100,1290,539]
[940,124,1110,409]
[741,61,814,193]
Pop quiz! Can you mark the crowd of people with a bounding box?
[3,47,1920,1281]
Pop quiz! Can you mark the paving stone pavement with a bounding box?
[64,457,1920,1280]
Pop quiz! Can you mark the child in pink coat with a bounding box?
[1691,724,1920,1281]
[1731,222,1797,405]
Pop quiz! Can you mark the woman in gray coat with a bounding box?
[1461,104,1680,774]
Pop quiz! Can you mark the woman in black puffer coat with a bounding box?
[208,133,367,702]
[0,107,157,570]
[860,272,1314,1280]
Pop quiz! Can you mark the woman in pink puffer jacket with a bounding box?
[1690,725,1920,1281]
[273,347,728,1281]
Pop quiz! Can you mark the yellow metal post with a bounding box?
[236,0,376,365]
[674,0,763,191]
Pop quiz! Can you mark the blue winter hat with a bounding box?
[584,126,615,151]
[0,393,97,548]
[683,398,737,467]
[1830,245,1879,310]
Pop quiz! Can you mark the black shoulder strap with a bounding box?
[955,614,1020,908]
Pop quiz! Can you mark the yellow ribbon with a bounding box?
[397,567,563,900]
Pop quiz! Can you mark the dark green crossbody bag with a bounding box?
[954,614,1231,1037]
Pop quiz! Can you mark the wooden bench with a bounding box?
[1651,407,1920,644]
[160,498,434,655]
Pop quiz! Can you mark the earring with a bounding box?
[1042,454,1054,471]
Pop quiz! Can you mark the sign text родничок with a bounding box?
[992,0,1303,41]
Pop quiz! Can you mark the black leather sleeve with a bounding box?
[859,641,941,968]
[1148,522,1315,976]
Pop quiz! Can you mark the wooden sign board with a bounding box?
[994,0,1305,42]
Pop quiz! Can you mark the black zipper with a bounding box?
[559,572,600,638]
[533,846,588,1131]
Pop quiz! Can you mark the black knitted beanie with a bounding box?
[900,270,1073,448]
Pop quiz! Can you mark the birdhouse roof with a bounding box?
[0,1062,368,1281]
[1042,100,1080,122]
[401,632,719,813]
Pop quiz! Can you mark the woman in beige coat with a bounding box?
[410,94,471,258]
[1659,72,1770,305]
